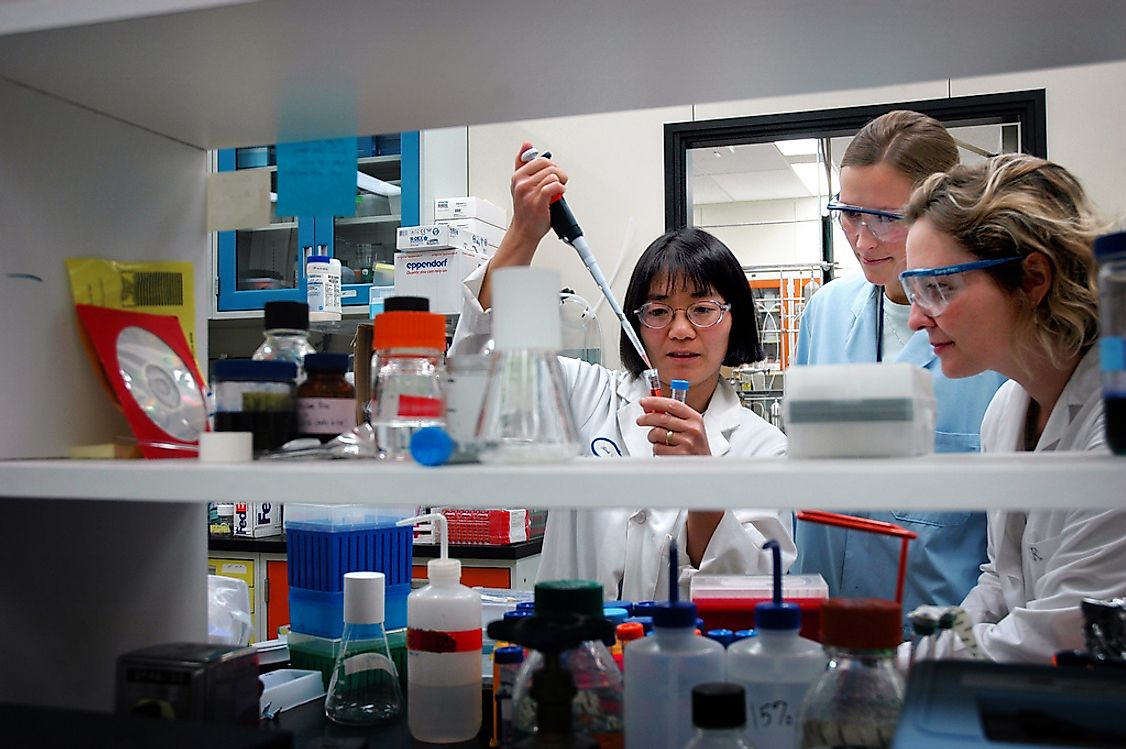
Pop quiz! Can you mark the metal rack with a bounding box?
[744,262,832,373]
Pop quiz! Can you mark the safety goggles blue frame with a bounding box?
[825,194,905,222]
[899,256,1024,315]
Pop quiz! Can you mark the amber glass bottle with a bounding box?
[297,352,356,441]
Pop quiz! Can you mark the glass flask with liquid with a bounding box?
[476,266,579,463]
[324,571,402,725]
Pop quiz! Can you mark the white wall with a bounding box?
[467,61,1126,370]
[0,79,209,458]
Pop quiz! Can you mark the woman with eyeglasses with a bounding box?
[452,142,792,601]
[901,154,1124,661]
[793,111,1007,632]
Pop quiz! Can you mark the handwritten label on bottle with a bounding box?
[298,398,354,435]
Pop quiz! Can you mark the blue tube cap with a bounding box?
[670,379,689,391]
[603,607,629,625]
[409,426,455,467]
[494,645,525,665]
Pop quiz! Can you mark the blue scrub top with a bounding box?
[792,274,1006,631]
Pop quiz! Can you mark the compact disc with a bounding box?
[116,325,207,442]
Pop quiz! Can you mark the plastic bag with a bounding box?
[208,574,253,646]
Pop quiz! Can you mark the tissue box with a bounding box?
[435,196,505,228]
[783,363,935,458]
[394,247,487,315]
[231,502,282,538]
[397,224,489,254]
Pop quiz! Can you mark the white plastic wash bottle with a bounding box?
[397,513,482,743]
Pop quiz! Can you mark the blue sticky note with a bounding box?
[276,137,356,217]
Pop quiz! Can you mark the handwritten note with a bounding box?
[276,137,356,217]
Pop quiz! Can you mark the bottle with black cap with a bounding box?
[252,300,316,382]
[685,683,754,749]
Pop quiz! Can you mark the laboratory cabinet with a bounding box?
[215,132,420,312]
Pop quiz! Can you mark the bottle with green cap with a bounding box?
[623,539,725,749]
[510,580,624,747]
[726,540,826,749]
[397,513,482,743]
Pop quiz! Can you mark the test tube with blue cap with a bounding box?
[670,379,689,404]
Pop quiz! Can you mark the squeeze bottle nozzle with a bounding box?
[398,513,459,580]
[756,539,800,631]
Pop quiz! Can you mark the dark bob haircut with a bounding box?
[620,227,763,377]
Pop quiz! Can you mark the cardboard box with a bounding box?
[436,217,505,250]
[396,224,489,254]
[231,501,283,538]
[434,196,506,228]
[394,247,487,315]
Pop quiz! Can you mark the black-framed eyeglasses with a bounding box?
[634,300,732,329]
[826,193,907,242]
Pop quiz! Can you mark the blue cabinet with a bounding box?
[216,133,419,312]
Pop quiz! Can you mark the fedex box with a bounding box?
[397,224,489,254]
[783,363,936,458]
[434,196,506,228]
[231,502,283,538]
[394,248,486,315]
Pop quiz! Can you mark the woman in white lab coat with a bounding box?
[453,143,791,602]
[901,153,1126,662]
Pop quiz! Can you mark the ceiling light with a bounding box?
[775,138,819,157]
[790,162,830,196]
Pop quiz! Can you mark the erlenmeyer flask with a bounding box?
[476,266,579,463]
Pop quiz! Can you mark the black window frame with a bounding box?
[664,90,1047,231]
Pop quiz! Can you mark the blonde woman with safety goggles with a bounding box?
[901,153,1126,662]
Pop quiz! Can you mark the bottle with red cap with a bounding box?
[797,598,905,749]
[370,297,447,461]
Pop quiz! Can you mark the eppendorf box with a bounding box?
[434,196,506,228]
[397,224,489,254]
[231,502,282,538]
[394,247,487,315]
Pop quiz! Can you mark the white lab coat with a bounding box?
[943,346,1126,662]
[453,263,794,602]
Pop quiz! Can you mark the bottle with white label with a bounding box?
[325,571,402,725]
[307,253,342,318]
[726,540,827,749]
[397,513,482,743]
[297,353,355,442]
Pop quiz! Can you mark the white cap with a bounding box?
[343,571,385,624]
[491,266,561,351]
[198,431,252,463]
[427,557,462,584]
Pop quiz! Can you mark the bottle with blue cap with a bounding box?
[623,539,724,749]
[726,540,826,749]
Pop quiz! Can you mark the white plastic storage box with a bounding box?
[783,363,936,458]
[435,217,505,251]
[396,224,489,254]
[434,196,506,228]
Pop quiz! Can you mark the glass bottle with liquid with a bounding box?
[797,598,905,749]
[684,683,754,749]
[324,571,402,725]
[253,301,316,383]
[370,306,447,461]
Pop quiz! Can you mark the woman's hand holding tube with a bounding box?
[479,141,568,309]
[637,397,711,456]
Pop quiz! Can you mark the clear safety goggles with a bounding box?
[634,300,731,329]
[899,256,1024,316]
[826,194,907,243]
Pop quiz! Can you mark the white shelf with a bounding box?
[335,214,401,227]
[2,453,1122,510]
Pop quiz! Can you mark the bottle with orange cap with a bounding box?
[370,296,448,461]
[797,598,906,749]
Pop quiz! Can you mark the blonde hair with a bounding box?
[904,153,1101,368]
[842,110,959,187]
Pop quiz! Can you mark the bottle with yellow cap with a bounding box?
[797,598,905,749]
[370,297,447,461]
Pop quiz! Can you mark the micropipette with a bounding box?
[520,147,660,395]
